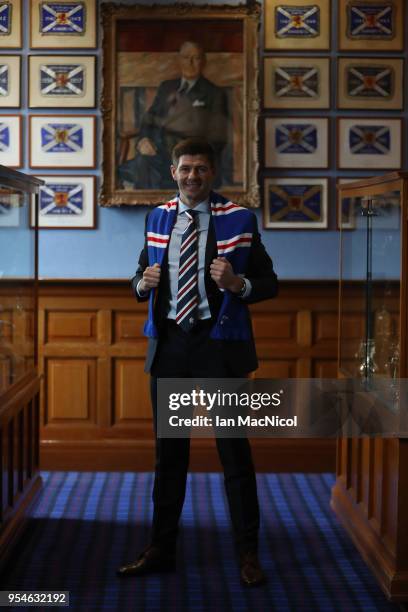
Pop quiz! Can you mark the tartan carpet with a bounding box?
[0,472,402,611]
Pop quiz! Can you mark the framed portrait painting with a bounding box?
[264,117,329,168]
[29,114,96,168]
[30,0,97,49]
[338,0,403,51]
[337,117,402,170]
[31,175,96,229]
[0,114,22,167]
[29,55,96,108]
[263,177,328,229]
[0,0,22,48]
[101,4,260,206]
[263,57,330,109]
[264,0,330,51]
[338,57,403,110]
[0,55,21,107]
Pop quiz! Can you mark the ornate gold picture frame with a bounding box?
[100,4,260,207]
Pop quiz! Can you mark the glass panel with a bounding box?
[370,191,401,379]
[0,187,35,393]
[339,194,367,377]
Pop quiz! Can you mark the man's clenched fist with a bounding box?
[210,257,244,293]
[140,263,161,292]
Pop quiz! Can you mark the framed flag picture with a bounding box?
[31,175,96,229]
[337,117,402,170]
[263,57,330,109]
[338,0,403,51]
[263,177,328,229]
[264,0,330,50]
[28,55,96,108]
[0,0,22,48]
[338,57,403,110]
[264,117,329,168]
[30,0,97,49]
[0,114,22,167]
[0,55,21,107]
[29,115,96,168]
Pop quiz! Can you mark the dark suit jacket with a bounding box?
[131,210,278,375]
[139,75,228,156]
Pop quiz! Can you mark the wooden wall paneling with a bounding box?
[296,358,311,377]
[396,441,408,564]
[114,359,151,424]
[0,359,11,394]
[113,311,148,344]
[0,432,2,523]
[252,312,295,340]
[255,360,297,378]
[17,410,24,492]
[381,439,398,553]
[351,438,362,504]
[331,436,408,601]
[314,312,338,343]
[360,438,374,518]
[372,438,384,535]
[8,420,14,506]
[26,401,33,480]
[0,388,42,572]
[46,310,98,343]
[297,310,311,347]
[43,302,103,349]
[344,438,352,489]
[1,427,7,520]
[313,360,338,378]
[38,281,339,471]
[33,394,40,471]
[97,309,111,428]
[336,436,342,478]
[46,358,97,424]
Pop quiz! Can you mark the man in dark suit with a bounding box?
[117,138,278,586]
[118,41,228,189]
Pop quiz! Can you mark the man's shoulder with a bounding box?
[147,198,178,219]
[157,78,181,92]
[195,76,224,95]
[210,192,255,219]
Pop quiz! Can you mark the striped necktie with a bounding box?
[176,209,199,331]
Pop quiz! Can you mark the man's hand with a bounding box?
[137,137,157,156]
[210,257,244,293]
[140,263,161,292]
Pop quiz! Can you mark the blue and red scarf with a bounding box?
[144,191,255,341]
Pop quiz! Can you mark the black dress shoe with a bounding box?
[117,546,176,577]
[239,551,267,587]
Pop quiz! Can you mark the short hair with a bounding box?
[172,139,216,168]
[179,40,205,58]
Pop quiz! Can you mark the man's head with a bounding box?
[178,41,206,81]
[171,139,216,206]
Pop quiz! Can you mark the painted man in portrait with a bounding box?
[118,41,229,190]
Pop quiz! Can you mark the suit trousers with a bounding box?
[149,319,260,555]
